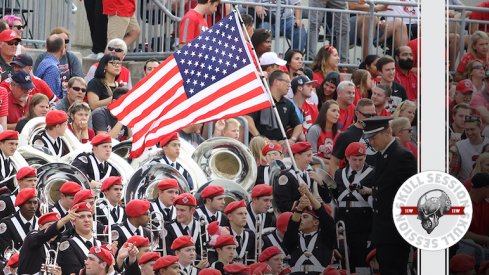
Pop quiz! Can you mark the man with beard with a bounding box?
[394,46,417,102]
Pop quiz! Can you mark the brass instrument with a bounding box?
[335,220,350,274]
[40,243,60,275]
[194,179,251,207]
[94,198,113,243]
[254,215,262,263]
[3,241,17,262]
[199,216,209,260]
[149,211,167,256]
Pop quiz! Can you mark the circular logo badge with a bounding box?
[393,171,472,251]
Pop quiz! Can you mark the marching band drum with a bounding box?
[1,118,355,275]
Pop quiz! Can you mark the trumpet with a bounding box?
[335,220,350,274]
[149,211,167,255]
[40,243,60,275]
[94,198,113,244]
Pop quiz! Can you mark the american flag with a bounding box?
[109,12,271,158]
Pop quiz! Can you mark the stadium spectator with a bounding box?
[83,0,107,59]
[86,54,122,110]
[392,100,417,144]
[91,87,131,141]
[291,75,318,134]
[68,101,95,144]
[179,124,205,147]
[7,70,33,130]
[104,0,141,47]
[471,74,489,124]
[142,58,160,77]
[179,0,220,46]
[336,81,356,132]
[464,60,486,94]
[55,76,87,113]
[251,28,272,58]
[455,31,489,82]
[213,118,241,140]
[391,117,417,159]
[376,56,407,113]
[35,34,65,99]
[359,54,381,84]
[394,46,418,101]
[311,45,340,87]
[317,71,340,110]
[449,103,471,148]
[306,99,339,165]
[15,93,50,133]
[351,69,373,105]
[371,84,392,117]
[2,15,25,55]
[469,1,489,34]
[0,29,21,81]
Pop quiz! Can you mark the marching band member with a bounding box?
[138,252,161,275]
[97,176,125,225]
[256,143,283,185]
[153,255,180,275]
[56,202,102,275]
[332,142,374,271]
[83,246,115,275]
[0,166,37,219]
[224,200,255,264]
[32,109,69,157]
[224,263,250,274]
[273,142,331,213]
[72,134,120,190]
[150,178,178,223]
[111,199,152,254]
[246,185,276,233]
[262,212,292,257]
[0,130,19,187]
[211,234,237,273]
[194,185,229,226]
[164,193,204,257]
[51,181,81,219]
[73,189,96,206]
[0,188,38,256]
[17,210,77,274]
[258,246,284,275]
[172,235,208,274]
[152,132,194,189]
[116,235,151,274]
[4,252,19,275]
[283,185,336,275]
[199,268,222,275]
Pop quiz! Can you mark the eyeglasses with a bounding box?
[6,41,19,46]
[107,46,124,53]
[11,25,23,30]
[71,86,86,93]
[465,115,481,122]
[64,39,70,44]
[356,110,376,118]
[277,79,291,84]
[108,60,122,66]
[400,128,413,133]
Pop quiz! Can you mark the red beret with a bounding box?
[290,142,312,154]
[201,185,225,199]
[199,268,222,275]
[73,189,94,205]
[251,184,272,198]
[261,143,282,156]
[224,263,250,275]
[450,254,475,273]
[323,266,340,275]
[15,187,37,206]
[159,132,180,147]
[214,234,237,248]
[59,181,82,195]
[16,166,37,180]
[139,252,160,265]
[126,235,150,247]
[345,142,367,158]
[224,200,246,214]
[101,176,123,192]
[6,253,19,268]
[0,130,18,141]
[126,199,150,217]
[157,178,179,191]
[258,246,282,262]
[208,221,220,235]
[249,262,272,275]
[365,249,376,264]
[72,202,93,213]
[89,246,114,266]
[45,110,68,127]
[91,134,112,146]
[305,204,333,219]
[276,212,292,233]
[480,260,489,274]
[153,255,179,271]
[38,212,61,226]
[173,193,196,206]
[171,235,195,250]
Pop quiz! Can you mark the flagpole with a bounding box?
[233,8,302,181]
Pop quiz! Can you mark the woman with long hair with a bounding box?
[285,49,304,79]
[86,54,121,110]
[15,94,50,133]
[455,31,489,82]
[310,45,340,87]
[464,60,486,94]
[359,54,381,84]
[306,100,340,166]
[316,72,341,110]
[351,69,373,104]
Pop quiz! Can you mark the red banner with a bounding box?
[400,207,465,215]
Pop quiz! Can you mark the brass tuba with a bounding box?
[36,162,91,213]
[124,163,191,204]
[192,137,257,192]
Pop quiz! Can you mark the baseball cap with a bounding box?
[11,70,34,90]
[291,75,316,92]
[259,52,286,66]
[456,79,474,94]
[0,30,21,42]
[11,54,33,67]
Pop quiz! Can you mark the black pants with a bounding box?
[376,243,411,275]
[84,0,108,53]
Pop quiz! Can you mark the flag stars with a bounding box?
[194,61,199,66]
[227,35,232,40]
[211,56,216,62]
[218,59,223,64]
[230,26,235,32]
[193,79,198,85]
[196,71,202,77]
[204,73,209,79]
[224,43,229,48]
[189,88,194,94]
[190,70,195,75]
[242,58,247,63]
[238,48,243,53]
[233,37,239,43]
[231,45,236,51]
[191,51,196,57]
[222,69,227,74]
[228,53,233,58]
[211,75,216,81]
[225,61,230,66]
[233,63,237,69]
[184,50,189,55]
[200,82,205,87]
[180,59,186,64]
[193,43,199,48]
[187,60,193,66]
[184,69,189,74]
[200,63,205,69]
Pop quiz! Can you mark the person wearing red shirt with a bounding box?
[7,70,32,130]
[179,0,220,47]
[291,75,319,134]
[336,81,356,132]
[470,1,489,34]
[103,0,140,47]
[371,84,392,117]
[455,31,489,82]
[394,46,417,102]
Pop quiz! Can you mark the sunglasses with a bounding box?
[465,115,481,122]
[6,41,19,46]
[64,39,70,44]
[357,110,376,118]
[107,47,124,53]
[400,128,413,133]
[11,25,23,30]
[108,60,122,66]
[71,86,86,93]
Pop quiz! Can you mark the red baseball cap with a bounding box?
[73,189,94,205]
[126,235,150,247]
[214,234,237,248]
[456,79,474,94]
[0,130,18,141]
[258,246,282,262]
[89,246,114,266]
[0,30,21,42]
